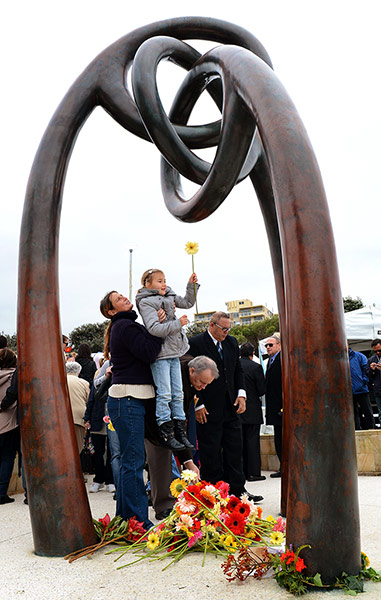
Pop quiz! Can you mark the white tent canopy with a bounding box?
[345,306,381,351]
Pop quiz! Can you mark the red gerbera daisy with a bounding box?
[183,484,203,504]
[227,496,241,512]
[235,502,250,518]
[225,511,246,535]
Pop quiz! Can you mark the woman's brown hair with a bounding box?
[100,291,117,360]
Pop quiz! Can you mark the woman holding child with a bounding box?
[100,280,198,530]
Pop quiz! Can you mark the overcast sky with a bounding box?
[1,0,380,339]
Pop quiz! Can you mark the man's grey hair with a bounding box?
[188,356,219,380]
[65,361,82,375]
[210,311,230,323]
[268,332,281,342]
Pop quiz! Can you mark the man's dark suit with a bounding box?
[265,352,282,463]
[189,331,246,495]
[239,357,266,478]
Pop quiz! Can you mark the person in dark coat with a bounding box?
[145,354,217,520]
[264,334,282,478]
[366,338,381,427]
[76,343,97,384]
[239,342,266,482]
[189,312,263,502]
[348,345,374,430]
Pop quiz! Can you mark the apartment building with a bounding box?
[194,300,273,326]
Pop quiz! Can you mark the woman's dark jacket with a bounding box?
[109,310,162,385]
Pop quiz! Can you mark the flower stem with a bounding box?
[192,255,198,314]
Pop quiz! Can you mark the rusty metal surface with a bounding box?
[20,15,359,578]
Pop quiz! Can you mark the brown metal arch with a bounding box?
[19,17,359,582]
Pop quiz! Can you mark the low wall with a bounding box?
[8,430,381,494]
[261,430,381,476]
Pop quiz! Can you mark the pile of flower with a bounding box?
[111,470,285,570]
[222,544,381,596]
[64,514,146,563]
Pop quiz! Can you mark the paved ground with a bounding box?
[1,472,380,600]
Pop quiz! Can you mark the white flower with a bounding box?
[176,496,196,514]
[204,484,219,497]
[180,514,194,527]
[181,469,198,483]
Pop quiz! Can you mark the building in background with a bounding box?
[193,310,216,324]
[226,300,273,326]
[194,300,273,326]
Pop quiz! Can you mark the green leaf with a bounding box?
[343,575,364,593]
[312,573,323,587]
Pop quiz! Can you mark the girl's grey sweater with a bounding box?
[135,282,199,360]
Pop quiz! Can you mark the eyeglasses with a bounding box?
[212,322,230,333]
[264,343,274,348]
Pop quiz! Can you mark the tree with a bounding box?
[69,322,108,353]
[229,315,280,350]
[343,296,364,313]
[185,320,209,339]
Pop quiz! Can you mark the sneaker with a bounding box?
[106,484,116,493]
[89,482,104,493]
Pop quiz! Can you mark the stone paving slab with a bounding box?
[1,473,380,600]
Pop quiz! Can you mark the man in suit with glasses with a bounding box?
[264,333,282,478]
[189,312,263,502]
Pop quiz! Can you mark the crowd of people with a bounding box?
[0,282,380,522]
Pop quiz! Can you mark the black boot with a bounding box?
[173,419,194,450]
[0,494,15,504]
[158,421,186,451]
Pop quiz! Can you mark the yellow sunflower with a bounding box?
[185,241,199,255]
[146,532,160,550]
[170,478,187,498]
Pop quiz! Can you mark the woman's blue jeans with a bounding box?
[107,395,152,530]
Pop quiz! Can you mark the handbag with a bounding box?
[94,378,112,404]
[80,430,95,474]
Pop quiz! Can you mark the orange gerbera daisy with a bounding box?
[200,488,217,506]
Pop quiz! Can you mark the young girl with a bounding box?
[136,269,199,451]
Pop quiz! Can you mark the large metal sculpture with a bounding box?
[19,17,360,580]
